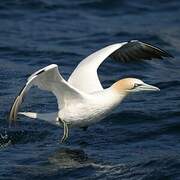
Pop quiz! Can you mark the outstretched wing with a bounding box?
[9,64,85,122]
[68,40,173,93]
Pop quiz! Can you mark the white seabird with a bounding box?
[9,40,173,142]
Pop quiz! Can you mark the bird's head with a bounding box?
[112,78,160,94]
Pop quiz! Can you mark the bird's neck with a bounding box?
[95,87,128,111]
[108,87,128,105]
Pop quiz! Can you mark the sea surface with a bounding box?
[0,0,180,179]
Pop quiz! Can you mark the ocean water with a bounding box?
[0,0,180,179]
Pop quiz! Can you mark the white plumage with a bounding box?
[9,40,173,142]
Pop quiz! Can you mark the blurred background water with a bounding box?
[0,0,180,179]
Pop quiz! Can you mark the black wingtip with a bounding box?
[142,41,174,59]
[157,46,174,58]
[161,50,174,59]
[167,53,174,58]
[35,69,45,76]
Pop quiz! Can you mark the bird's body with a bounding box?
[59,87,126,127]
[9,40,173,142]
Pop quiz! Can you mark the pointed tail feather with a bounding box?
[18,112,59,126]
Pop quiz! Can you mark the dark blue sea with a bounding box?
[0,0,180,179]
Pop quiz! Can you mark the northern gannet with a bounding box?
[9,40,173,142]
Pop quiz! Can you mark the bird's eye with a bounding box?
[133,83,142,89]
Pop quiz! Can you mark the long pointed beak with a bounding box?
[141,83,160,91]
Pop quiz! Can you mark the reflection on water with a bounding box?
[48,147,91,169]
[10,146,131,179]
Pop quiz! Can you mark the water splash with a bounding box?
[0,130,11,149]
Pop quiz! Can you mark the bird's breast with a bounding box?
[59,103,108,127]
[58,89,126,127]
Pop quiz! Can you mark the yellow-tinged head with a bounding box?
[112,78,160,93]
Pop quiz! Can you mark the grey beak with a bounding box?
[141,83,160,91]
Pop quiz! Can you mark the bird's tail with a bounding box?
[18,112,59,126]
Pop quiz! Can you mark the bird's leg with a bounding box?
[61,121,69,143]
[59,118,69,143]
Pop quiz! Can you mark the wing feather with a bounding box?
[9,64,85,123]
[110,40,173,62]
[68,40,173,93]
